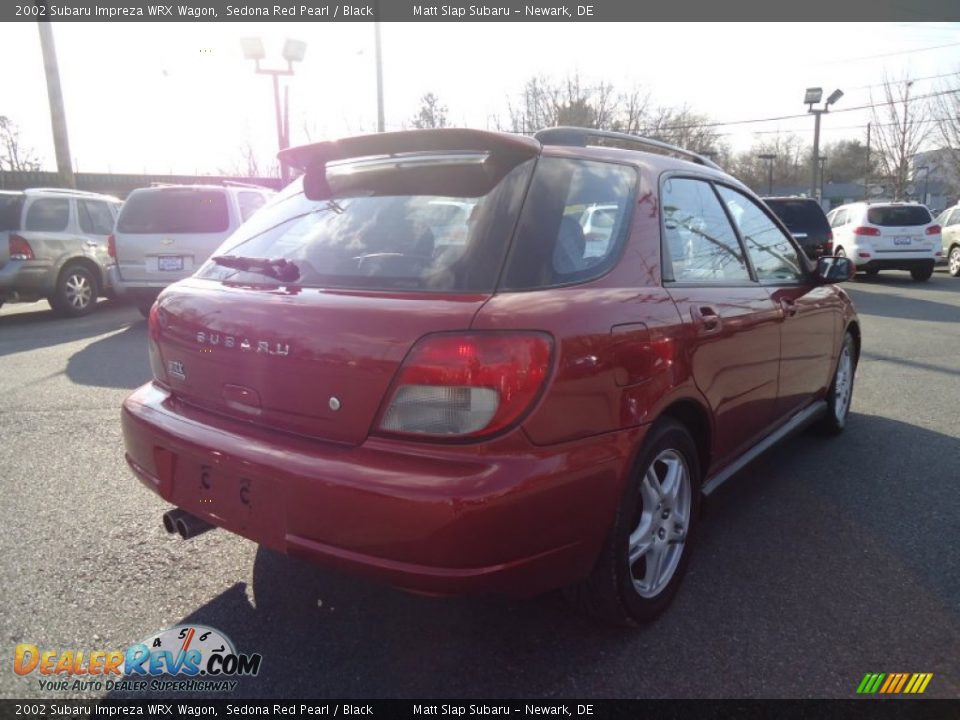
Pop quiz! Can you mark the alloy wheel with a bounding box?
[64,272,93,310]
[834,343,853,421]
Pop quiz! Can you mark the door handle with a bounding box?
[780,298,798,318]
[691,305,722,334]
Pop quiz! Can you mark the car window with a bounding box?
[501,158,637,290]
[24,198,70,232]
[660,177,750,283]
[117,189,230,234]
[238,191,267,222]
[0,195,24,231]
[829,209,848,228]
[717,186,805,282]
[78,200,116,235]
[764,199,830,235]
[946,208,960,227]
[867,205,932,226]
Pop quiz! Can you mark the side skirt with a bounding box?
[701,400,828,496]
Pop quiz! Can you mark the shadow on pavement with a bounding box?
[66,321,152,389]
[105,413,960,699]
[0,301,143,357]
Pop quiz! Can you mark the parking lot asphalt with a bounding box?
[1,272,958,700]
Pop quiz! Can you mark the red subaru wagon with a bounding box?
[122,127,859,624]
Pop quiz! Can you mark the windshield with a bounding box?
[117,189,229,234]
[867,205,932,227]
[198,158,534,292]
[764,199,830,234]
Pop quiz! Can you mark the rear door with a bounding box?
[660,176,781,466]
[20,196,74,272]
[114,188,235,284]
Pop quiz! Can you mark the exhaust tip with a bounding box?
[162,511,178,534]
[175,518,189,539]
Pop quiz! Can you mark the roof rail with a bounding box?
[221,180,272,190]
[25,187,117,199]
[535,126,722,170]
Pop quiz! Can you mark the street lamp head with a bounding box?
[804,87,823,105]
[282,39,307,64]
[826,89,844,106]
[240,37,265,61]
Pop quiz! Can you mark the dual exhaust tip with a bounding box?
[162,508,214,540]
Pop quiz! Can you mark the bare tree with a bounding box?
[929,71,960,196]
[870,75,932,200]
[218,138,278,179]
[411,92,449,129]
[730,133,809,191]
[0,116,41,172]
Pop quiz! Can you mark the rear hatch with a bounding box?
[0,193,25,272]
[114,187,234,284]
[866,205,935,255]
[149,130,539,445]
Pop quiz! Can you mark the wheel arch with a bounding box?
[845,320,861,363]
[656,398,712,488]
[55,256,104,294]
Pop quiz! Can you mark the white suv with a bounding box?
[109,183,274,315]
[934,203,960,277]
[826,201,942,281]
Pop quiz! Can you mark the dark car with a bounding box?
[762,196,834,259]
[121,128,859,625]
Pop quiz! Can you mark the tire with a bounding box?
[910,265,934,282]
[948,246,960,278]
[864,268,879,276]
[49,263,99,317]
[565,419,701,626]
[834,247,846,257]
[815,331,857,436]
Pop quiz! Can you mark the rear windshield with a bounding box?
[117,189,229,234]
[0,195,23,231]
[764,199,831,234]
[198,155,636,293]
[867,205,931,227]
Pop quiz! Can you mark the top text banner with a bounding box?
[5,0,960,21]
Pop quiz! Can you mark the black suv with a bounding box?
[762,197,833,260]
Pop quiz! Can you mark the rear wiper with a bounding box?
[211,255,300,283]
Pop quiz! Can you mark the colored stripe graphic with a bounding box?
[857,672,933,694]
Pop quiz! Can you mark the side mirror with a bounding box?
[817,256,854,284]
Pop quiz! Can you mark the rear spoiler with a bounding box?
[278,129,541,171]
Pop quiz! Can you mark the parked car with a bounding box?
[0,188,122,316]
[934,203,960,276]
[826,201,941,281]
[121,127,859,625]
[762,196,833,259]
[109,183,275,316]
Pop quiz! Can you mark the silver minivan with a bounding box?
[110,183,274,315]
[0,188,123,316]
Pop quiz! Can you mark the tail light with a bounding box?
[823,230,834,254]
[853,226,881,236]
[926,225,941,235]
[376,333,553,439]
[107,234,116,258]
[147,304,169,387]
[8,234,34,260]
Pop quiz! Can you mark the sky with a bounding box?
[1,21,958,175]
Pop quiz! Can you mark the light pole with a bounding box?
[805,87,843,200]
[36,14,75,189]
[241,37,307,185]
[374,18,385,132]
[757,153,776,194]
[818,156,827,206]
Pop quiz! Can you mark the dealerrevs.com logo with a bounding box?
[14,625,261,693]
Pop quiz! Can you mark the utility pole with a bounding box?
[864,121,871,200]
[37,16,75,188]
[374,15,385,132]
[758,153,776,195]
[805,88,843,200]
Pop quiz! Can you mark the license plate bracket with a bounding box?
[893,236,912,246]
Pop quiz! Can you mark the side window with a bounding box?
[717,186,805,282]
[25,198,70,232]
[78,200,115,235]
[238,191,266,222]
[829,209,847,228]
[661,177,750,283]
[947,209,960,228]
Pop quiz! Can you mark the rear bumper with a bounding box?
[121,382,644,596]
[0,260,53,300]
[856,258,935,271]
[108,267,167,300]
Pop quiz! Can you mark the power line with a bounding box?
[847,70,960,92]
[811,40,960,66]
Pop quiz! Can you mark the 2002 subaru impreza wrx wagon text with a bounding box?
[121,127,860,625]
